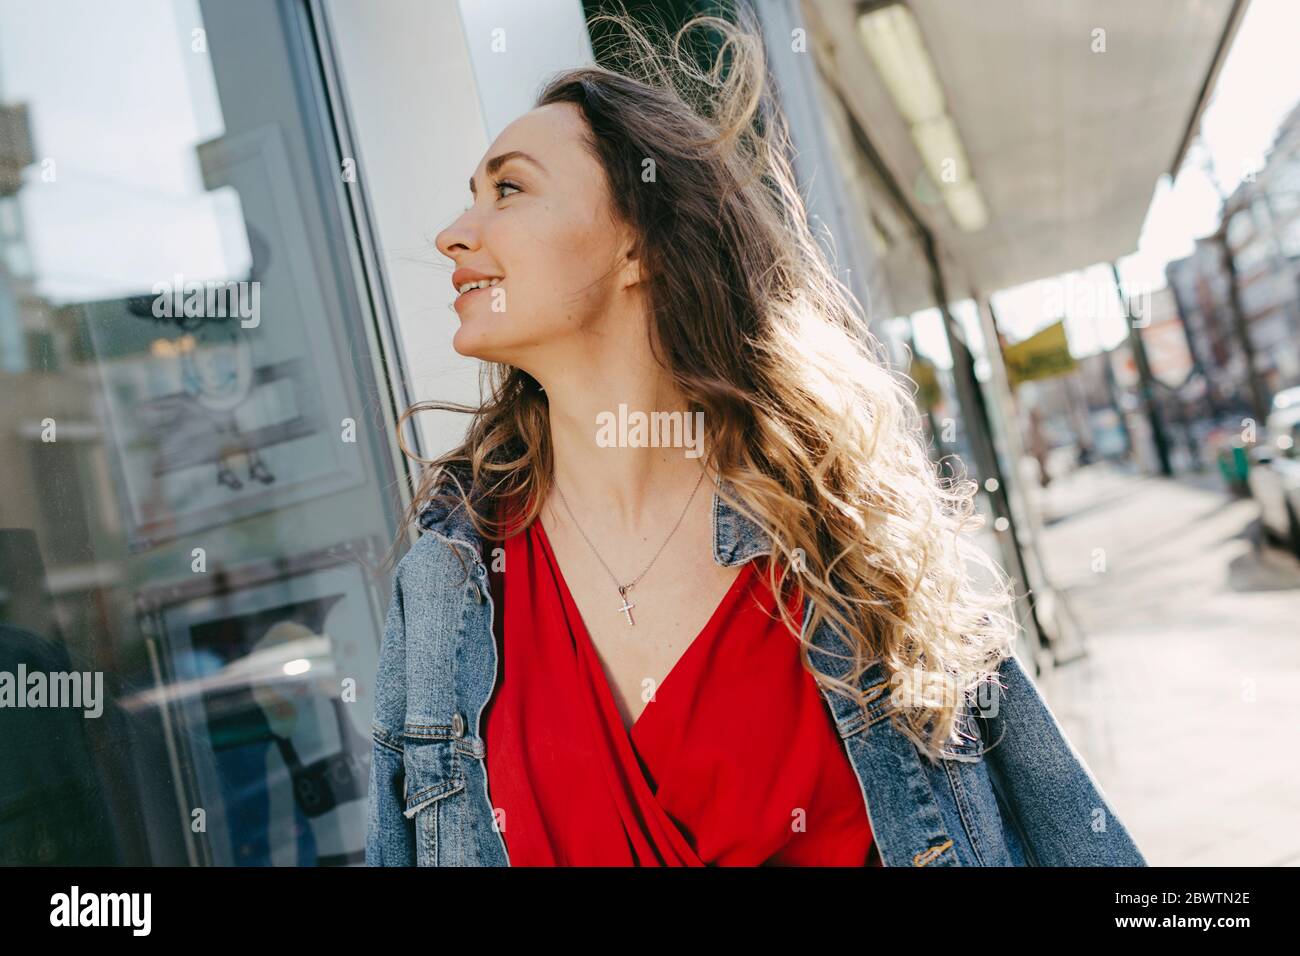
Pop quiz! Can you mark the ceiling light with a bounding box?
[856,1,990,233]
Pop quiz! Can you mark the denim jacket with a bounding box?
[366,464,1147,867]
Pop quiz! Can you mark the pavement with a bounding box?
[1028,459,1300,866]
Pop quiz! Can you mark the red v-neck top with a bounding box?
[481,497,880,866]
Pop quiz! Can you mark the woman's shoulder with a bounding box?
[402,490,527,577]
[395,524,477,591]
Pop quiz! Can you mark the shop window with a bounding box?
[0,0,402,865]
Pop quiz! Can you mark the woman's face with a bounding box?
[436,102,640,365]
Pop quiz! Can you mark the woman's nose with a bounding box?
[436,207,480,260]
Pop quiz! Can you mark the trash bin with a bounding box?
[1217,442,1250,496]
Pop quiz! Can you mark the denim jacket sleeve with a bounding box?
[365,569,415,865]
[980,650,1147,866]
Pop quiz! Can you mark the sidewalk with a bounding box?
[1031,461,1300,865]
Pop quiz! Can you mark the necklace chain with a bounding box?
[552,466,708,626]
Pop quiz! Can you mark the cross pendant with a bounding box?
[617,586,636,627]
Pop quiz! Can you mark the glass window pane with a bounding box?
[0,0,402,865]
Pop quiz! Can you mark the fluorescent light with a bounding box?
[856,1,990,233]
[943,182,989,232]
[911,115,969,185]
[856,4,946,124]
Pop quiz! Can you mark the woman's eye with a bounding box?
[494,179,521,200]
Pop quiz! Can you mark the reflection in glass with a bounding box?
[0,0,398,865]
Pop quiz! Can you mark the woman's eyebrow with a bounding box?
[469,150,546,194]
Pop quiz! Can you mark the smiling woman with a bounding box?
[366,7,1147,868]
[437,101,645,358]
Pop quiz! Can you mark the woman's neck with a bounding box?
[537,374,710,539]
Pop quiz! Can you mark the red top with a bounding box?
[482,499,880,866]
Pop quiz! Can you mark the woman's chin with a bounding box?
[451,328,485,359]
[452,321,509,361]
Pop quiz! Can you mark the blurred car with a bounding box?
[1246,386,1300,557]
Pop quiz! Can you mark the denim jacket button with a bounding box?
[451,712,465,737]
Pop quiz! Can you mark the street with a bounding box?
[1031,461,1300,866]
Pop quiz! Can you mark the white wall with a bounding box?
[457,0,594,140]
[324,0,592,458]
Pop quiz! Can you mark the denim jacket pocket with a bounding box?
[401,729,466,866]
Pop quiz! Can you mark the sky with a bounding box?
[0,0,236,310]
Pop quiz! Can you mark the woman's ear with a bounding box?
[619,236,647,290]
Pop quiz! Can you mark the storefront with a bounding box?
[0,0,1046,865]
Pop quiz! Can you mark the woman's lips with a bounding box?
[453,281,501,312]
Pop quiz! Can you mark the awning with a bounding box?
[806,0,1250,315]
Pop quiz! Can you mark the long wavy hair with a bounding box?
[387,7,1020,763]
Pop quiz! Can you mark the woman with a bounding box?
[366,11,1147,867]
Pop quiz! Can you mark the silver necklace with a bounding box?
[552,467,707,627]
